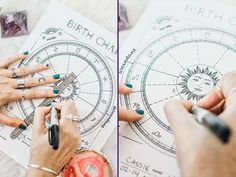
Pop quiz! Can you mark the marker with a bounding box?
[191,105,231,143]
[48,104,60,150]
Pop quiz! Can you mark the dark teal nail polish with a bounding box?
[53,89,59,94]
[136,109,144,115]
[125,83,133,88]
[19,124,27,130]
[46,103,52,107]
[23,51,28,55]
[53,74,60,79]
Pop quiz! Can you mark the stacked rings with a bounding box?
[17,79,25,89]
[61,114,80,123]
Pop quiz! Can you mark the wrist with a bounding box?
[27,168,55,177]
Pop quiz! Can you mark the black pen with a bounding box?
[190,105,231,143]
[48,104,60,150]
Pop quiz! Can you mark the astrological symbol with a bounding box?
[36,57,43,63]
[54,47,58,53]
[133,103,141,110]
[90,117,96,121]
[76,47,81,53]
[152,131,161,138]
[132,74,140,81]
[172,88,176,93]
[101,99,108,104]
[93,58,100,63]
[82,139,89,146]
[103,76,108,82]
[147,50,154,57]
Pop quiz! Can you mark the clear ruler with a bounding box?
[10,72,77,139]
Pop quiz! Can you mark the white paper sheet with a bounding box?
[0,0,117,168]
[119,1,236,177]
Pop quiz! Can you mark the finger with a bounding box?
[219,87,236,124]
[119,83,133,94]
[11,64,50,77]
[13,89,59,101]
[198,87,224,109]
[0,53,28,69]
[59,101,79,126]
[221,73,236,108]
[164,100,196,139]
[119,107,144,122]
[209,100,225,115]
[0,113,27,129]
[11,74,60,88]
[33,106,51,133]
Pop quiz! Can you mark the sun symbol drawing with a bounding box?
[54,74,80,102]
[176,65,220,101]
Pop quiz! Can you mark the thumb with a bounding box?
[164,100,197,140]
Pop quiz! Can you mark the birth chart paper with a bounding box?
[0,1,116,168]
[120,1,236,177]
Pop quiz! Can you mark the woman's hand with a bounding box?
[27,101,80,177]
[0,53,60,129]
[164,72,236,177]
[119,83,144,122]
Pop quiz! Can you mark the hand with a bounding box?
[0,53,60,129]
[27,101,80,177]
[119,83,144,122]
[164,72,236,177]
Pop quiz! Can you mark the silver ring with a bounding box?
[62,114,80,121]
[72,118,80,123]
[21,90,25,101]
[17,79,25,89]
[11,68,18,78]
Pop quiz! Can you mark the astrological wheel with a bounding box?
[121,27,236,156]
[18,40,115,136]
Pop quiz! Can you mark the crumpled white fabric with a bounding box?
[0,0,116,176]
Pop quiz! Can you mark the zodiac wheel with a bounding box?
[18,40,115,136]
[121,28,236,155]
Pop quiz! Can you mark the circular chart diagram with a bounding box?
[121,28,236,156]
[18,40,115,136]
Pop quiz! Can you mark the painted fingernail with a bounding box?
[46,103,52,107]
[136,109,144,115]
[19,124,27,130]
[23,51,28,55]
[45,64,50,67]
[125,83,133,88]
[53,74,60,79]
[198,94,208,105]
[53,89,59,94]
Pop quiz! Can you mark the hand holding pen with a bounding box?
[28,101,80,177]
[164,72,236,177]
[48,104,60,150]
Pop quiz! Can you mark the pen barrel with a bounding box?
[50,125,60,150]
[202,115,231,143]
